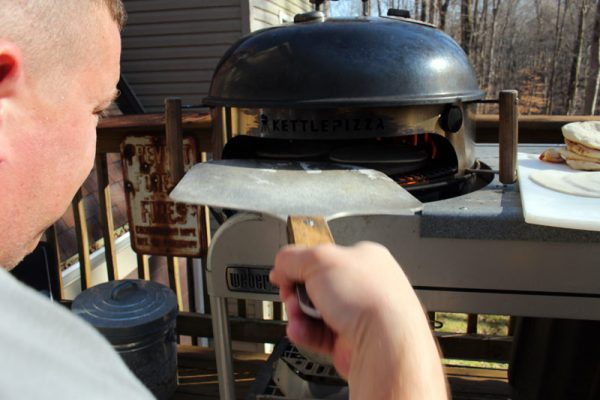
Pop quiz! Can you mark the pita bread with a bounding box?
[562,121,600,150]
[565,159,600,171]
[559,147,599,161]
[565,139,600,160]
[530,170,600,197]
[560,146,600,170]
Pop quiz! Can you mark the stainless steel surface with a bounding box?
[204,17,483,108]
[170,154,421,400]
[211,295,235,400]
[206,212,600,319]
[202,145,600,399]
[234,105,457,138]
[218,102,478,180]
[170,159,423,220]
[331,214,600,319]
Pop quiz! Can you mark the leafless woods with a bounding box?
[331,0,600,115]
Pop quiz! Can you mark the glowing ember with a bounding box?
[397,174,429,186]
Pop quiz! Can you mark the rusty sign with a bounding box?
[121,136,208,257]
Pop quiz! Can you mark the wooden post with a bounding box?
[72,189,92,290]
[237,300,247,318]
[164,99,185,313]
[186,258,196,313]
[508,316,516,336]
[45,225,64,300]
[186,257,198,346]
[95,154,118,281]
[136,253,150,280]
[499,90,519,184]
[467,314,478,334]
[167,256,184,311]
[210,108,225,160]
[273,302,284,321]
[165,98,184,184]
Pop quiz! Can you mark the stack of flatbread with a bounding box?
[534,121,600,198]
[539,121,600,170]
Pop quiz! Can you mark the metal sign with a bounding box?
[121,136,207,257]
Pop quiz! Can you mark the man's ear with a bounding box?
[0,41,22,99]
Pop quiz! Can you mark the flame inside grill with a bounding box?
[398,174,428,186]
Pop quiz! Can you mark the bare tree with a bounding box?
[545,0,568,114]
[495,0,518,91]
[428,0,436,23]
[470,0,481,75]
[331,0,600,116]
[474,0,489,81]
[584,0,600,114]
[362,0,372,16]
[437,0,450,30]
[472,0,480,42]
[566,0,592,114]
[520,0,547,114]
[420,0,427,21]
[461,0,473,54]
[483,0,501,91]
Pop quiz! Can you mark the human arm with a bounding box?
[269,242,448,400]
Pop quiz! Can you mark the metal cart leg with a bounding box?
[211,295,235,400]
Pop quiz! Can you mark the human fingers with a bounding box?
[283,291,335,354]
[271,243,388,318]
[271,244,354,323]
[270,244,331,288]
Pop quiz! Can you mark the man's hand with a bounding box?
[270,242,448,399]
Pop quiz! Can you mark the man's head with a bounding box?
[0,1,124,268]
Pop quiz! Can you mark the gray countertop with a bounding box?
[420,144,600,242]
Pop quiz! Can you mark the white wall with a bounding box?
[249,0,312,31]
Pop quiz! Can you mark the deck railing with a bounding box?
[44,107,600,365]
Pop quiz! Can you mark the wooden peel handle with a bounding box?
[286,216,334,319]
[287,216,334,246]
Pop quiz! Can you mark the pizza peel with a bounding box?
[170,159,423,318]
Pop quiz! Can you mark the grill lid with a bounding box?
[204,15,484,108]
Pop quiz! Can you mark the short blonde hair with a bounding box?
[0,0,125,85]
[100,0,127,31]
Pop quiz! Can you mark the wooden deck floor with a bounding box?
[172,345,513,399]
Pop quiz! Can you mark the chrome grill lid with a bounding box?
[204,15,484,108]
